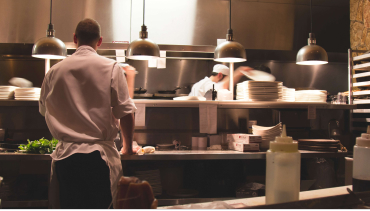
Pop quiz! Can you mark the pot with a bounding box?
[157,86,181,94]
[134,87,147,94]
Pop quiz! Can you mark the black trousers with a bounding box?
[55,151,112,209]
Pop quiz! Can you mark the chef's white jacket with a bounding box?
[39,45,137,208]
[188,76,225,97]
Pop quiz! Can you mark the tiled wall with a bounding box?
[350,0,370,55]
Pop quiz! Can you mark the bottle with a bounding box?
[265,125,300,204]
[352,125,370,192]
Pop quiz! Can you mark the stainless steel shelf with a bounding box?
[134,100,356,109]
[353,52,370,61]
[353,90,370,96]
[353,81,370,87]
[353,71,370,78]
[65,42,216,53]
[0,150,348,161]
[120,150,347,161]
[354,99,370,104]
[0,99,356,109]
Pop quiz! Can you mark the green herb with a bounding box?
[19,137,58,154]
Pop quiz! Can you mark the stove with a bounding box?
[134,93,188,99]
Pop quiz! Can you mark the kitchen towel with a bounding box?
[135,104,146,127]
[199,104,217,134]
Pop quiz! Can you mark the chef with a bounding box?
[39,18,136,209]
[189,64,252,97]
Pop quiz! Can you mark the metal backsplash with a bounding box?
[0,0,349,52]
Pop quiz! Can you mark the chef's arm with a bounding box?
[222,66,253,89]
[120,113,135,155]
[123,66,136,99]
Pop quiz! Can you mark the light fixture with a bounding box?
[214,0,246,63]
[126,0,160,60]
[296,0,328,65]
[32,0,66,59]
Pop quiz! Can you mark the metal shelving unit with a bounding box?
[349,49,370,134]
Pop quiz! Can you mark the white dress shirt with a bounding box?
[188,76,225,97]
[39,45,136,208]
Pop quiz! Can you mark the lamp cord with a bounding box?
[229,0,231,30]
[143,0,145,26]
[50,0,52,24]
[310,0,312,33]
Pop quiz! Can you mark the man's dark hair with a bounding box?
[211,72,226,80]
[254,64,271,74]
[75,18,101,46]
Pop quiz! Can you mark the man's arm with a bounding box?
[222,66,253,89]
[122,66,136,99]
[120,113,135,155]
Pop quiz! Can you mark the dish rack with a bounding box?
[348,49,370,135]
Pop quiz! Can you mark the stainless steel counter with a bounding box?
[0,99,356,110]
[0,150,348,161]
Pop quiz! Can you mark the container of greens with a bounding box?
[18,138,58,154]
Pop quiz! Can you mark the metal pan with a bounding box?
[134,87,147,94]
[157,87,181,94]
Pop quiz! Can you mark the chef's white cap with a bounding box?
[212,64,230,76]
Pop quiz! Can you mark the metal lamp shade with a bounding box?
[127,38,160,60]
[214,40,246,63]
[296,44,328,65]
[32,36,67,59]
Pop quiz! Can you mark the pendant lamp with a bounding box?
[32,0,66,59]
[127,0,160,60]
[296,0,328,65]
[214,0,246,62]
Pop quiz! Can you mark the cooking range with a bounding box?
[134,86,188,99]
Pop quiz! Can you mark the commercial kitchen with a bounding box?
[0,0,370,209]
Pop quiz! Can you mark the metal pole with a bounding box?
[348,48,352,105]
[45,59,50,74]
[229,62,234,99]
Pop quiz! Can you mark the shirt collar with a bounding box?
[74,45,97,55]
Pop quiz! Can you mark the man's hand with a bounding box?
[122,65,137,78]
[235,66,253,76]
[121,147,135,155]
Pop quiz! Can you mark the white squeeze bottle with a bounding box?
[352,125,370,192]
[265,124,300,204]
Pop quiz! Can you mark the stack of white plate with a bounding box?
[252,123,282,149]
[0,86,16,99]
[281,87,295,102]
[14,88,41,100]
[236,81,283,101]
[295,90,327,102]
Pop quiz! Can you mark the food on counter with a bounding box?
[116,176,158,209]
[143,146,155,153]
[121,141,155,155]
[18,137,58,154]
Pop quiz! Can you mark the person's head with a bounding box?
[73,18,103,50]
[254,64,271,74]
[210,64,229,83]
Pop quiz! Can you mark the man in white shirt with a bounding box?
[39,18,136,209]
[189,64,252,97]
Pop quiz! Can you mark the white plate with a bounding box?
[15,98,39,101]
[241,70,276,81]
[173,96,206,101]
[15,87,41,91]
[15,94,40,97]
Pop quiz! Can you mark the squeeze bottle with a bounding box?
[353,125,370,192]
[265,124,300,204]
